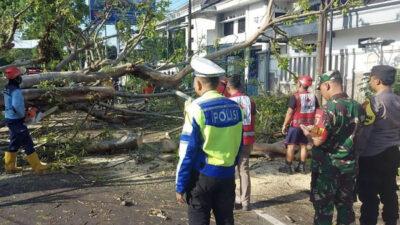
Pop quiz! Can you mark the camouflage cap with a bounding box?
[316,70,342,89]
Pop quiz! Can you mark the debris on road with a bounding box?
[148,209,169,220]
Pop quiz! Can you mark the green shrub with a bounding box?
[253,94,290,142]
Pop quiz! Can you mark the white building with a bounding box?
[163,0,400,98]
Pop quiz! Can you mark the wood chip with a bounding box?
[285,215,295,223]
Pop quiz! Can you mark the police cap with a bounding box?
[190,57,225,77]
[366,65,397,85]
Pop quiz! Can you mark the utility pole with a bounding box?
[315,3,328,103]
[328,6,333,70]
[315,3,328,75]
[187,0,192,58]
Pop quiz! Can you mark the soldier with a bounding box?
[356,65,400,225]
[280,75,318,174]
[300,71,364,225]
[175,57,243,225]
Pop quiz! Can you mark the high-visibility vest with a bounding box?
[176,90,243,194]
[291,91,316,128]
[230,92,256,145]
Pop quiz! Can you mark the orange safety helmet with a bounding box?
[4,67,22,80]
[298,75,313,87]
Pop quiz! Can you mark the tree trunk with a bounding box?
[0,87,114,106]
[86,133,138,154]
[73,103,129,123]
[98,102,184,120]
[251,141,287,157]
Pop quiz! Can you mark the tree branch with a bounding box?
[0,2,34,52]
[55,34,118,71]
[0,58,46,72]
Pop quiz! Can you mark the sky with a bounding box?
[85,0,188,12]
[82,0,188,47]
[168,0,188,11]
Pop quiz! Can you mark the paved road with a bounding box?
[0,155,394,225]
[0,156,266,225]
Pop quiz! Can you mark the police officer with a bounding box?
[3,67,51,174]
[356,65,400,225]
[300,71,364,225]
[175,57,243,225]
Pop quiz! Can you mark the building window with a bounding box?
[274,12,286,18]
[224,22,234,36]
[238,18,245,33]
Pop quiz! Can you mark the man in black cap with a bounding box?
[356,65,400,225]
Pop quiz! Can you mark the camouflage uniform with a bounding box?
[311,72,365,225]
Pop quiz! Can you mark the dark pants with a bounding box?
[186,172,235,225]
[5,119,35,155]
[357,146,400,225]
[310,170,356,225]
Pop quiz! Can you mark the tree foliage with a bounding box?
[0,0,363,86]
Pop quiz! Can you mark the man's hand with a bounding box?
[281,125,288,135]
[300,124,311,136]
[176,192,186,204]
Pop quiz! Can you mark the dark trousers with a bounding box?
[5,119,35,155]
[310,170,356,225]
[186,172,235,225]
[357,146,400,225]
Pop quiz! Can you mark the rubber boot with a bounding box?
[278,161,293,174]
[294,161,307,174]
[26,152,51,174]
[4,152,23,173]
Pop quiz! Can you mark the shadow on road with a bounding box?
[252,190,310,209]
[0,167,175,209]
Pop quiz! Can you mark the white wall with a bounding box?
[283,22,400,80]
[191,15,217,53]
[332,22,400,74]
[246,1,267,37]
[190,0,268,54]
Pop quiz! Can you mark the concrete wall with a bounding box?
[191,15,217,53]
[267,1,400,99]
[190,0,267,55]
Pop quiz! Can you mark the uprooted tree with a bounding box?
[0,0,360,161]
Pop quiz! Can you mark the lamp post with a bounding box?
[187,0,192,58]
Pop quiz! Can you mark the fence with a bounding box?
[266,47,400,101]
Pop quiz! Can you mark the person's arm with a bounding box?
[11,89,25,118]
[282,108,294,134]
[251,100,256,116]
[300,107,334,147]
[176,106,202,203]
[300,124,324,146]
[282,96,296,134]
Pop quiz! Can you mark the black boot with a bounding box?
[279,161,293,174]
[294,161,306,174]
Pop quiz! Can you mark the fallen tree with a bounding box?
[0,0,357,167]
[251,141,287,157]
